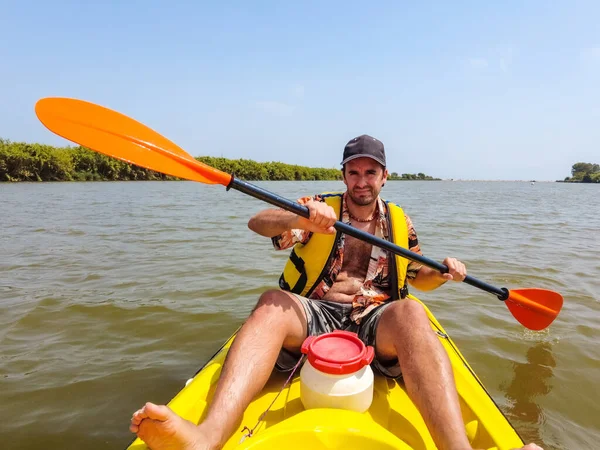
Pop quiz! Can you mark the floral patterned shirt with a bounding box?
[272,193,423,323]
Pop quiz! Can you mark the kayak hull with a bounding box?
[127,295,523,450]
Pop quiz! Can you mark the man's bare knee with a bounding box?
[252,289,301,314]
[384,299,429,328]
[376,299,431,358]
[248,290,307,343]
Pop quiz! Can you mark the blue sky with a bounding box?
[2,1,599,180]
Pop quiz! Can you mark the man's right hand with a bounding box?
[293,200,337,234]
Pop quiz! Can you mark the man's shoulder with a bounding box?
[314,192,344,204]
[381,198,404,212]
[318,191,344,198]
[380,199,413,226]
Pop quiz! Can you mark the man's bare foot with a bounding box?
[130,402,221,450]
[513,444,544,450]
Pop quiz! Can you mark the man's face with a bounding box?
[342,157,388,206]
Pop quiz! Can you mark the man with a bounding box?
[130,135,543,450]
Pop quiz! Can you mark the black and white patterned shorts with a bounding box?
[275,294,402,379]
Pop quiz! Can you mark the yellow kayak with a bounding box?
[127,295,524,450]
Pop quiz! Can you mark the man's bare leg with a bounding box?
[376,300,545,450]
[376,299,474,450]
[130,289,308,450]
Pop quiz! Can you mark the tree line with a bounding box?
[389,172,441,181]
[561,162,600,183]
[0,139,341,182]
[0,139,440,182]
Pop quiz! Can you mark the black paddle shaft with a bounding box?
[229,177,509,301]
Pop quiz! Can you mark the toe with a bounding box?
[143,402,173,422]
[131,408,148,425]
[513,444,544,450]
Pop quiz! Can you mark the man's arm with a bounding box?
[247,209,300,238]
[248,200,337,238]
[408,257,467,291]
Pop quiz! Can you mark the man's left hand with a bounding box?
[441,257,467,282]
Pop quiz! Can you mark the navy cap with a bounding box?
[341,135,386,167]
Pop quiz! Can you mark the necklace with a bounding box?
[348,211,377,222]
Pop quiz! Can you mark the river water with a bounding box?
[1,180,598,449]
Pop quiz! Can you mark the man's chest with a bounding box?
[339,235,374,278]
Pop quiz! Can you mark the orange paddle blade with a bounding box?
[35,97,232,186]
[505,288,563,331]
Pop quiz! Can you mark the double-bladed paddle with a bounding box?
[35,97,563,331]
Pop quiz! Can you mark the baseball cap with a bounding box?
[341,135,386,167]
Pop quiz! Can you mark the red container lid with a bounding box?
[301,330,375,375]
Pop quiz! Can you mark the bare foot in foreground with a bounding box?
[468,443,543,450]
[129,403,543,450]
[513,444,544,450]
[130,402,219,450]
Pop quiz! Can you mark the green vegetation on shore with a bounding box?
[560,163,600,183]
[0,139,175,182]
[0,139,342,182]
[0,139,440,182]
[196,156,341,181]
[389,172,441,181]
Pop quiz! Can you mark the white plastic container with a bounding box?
[299,330,375,413]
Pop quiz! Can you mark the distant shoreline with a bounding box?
[2,139,594,183]
[4,178,580,184]
[0,139,439,182]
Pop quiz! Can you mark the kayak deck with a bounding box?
[127,296,523,449]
